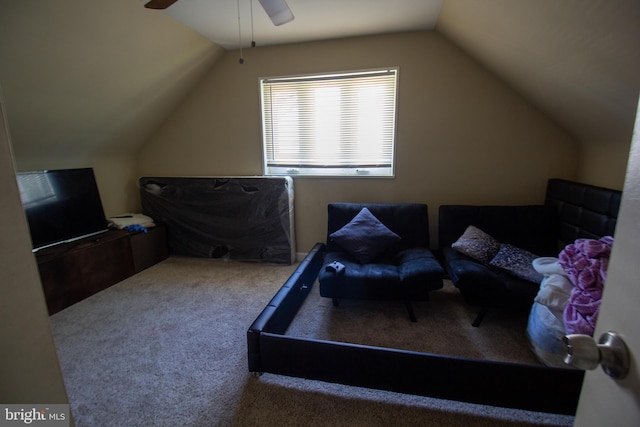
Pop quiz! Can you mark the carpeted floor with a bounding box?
[286,280,540,365]
[49,256,574,426]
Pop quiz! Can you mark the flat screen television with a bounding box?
[16,168,109,251]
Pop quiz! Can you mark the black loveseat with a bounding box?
[438,179,622,326]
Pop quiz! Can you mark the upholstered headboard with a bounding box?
[545,178,622,247]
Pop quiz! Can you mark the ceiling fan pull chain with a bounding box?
[251,0,256,47]
[237,0,244,64]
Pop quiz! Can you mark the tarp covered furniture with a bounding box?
[139,176,295,264]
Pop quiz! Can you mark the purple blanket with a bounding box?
[559,236,614,336]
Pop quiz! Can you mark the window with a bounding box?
[261,67,398,177]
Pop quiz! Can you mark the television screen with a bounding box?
[16,168,109,251]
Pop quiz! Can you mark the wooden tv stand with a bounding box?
[35,224,168,315]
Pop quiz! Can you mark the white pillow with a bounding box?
[532,257,574,311]
[532,257,567,276]
[535,274,574,311]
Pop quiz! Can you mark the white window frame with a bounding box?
[260,67,399,177]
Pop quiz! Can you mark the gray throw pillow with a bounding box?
[451,225,501,263]
[330,207,401,264]
[489,243,543,283]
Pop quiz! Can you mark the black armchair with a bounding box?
[318,203,444,322]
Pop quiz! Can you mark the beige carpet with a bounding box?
[49,256,574,426]
[286,280,540,365]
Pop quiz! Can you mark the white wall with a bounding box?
[137,31,580,250]
[0,97,68,404]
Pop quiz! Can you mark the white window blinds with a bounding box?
[261,68,398,177]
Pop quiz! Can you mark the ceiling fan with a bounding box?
[144,0,295,26]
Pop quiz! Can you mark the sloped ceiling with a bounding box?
[159,0,444,49]
[0,0,223,163]
[0,0,638,165]
[437,0,640,145]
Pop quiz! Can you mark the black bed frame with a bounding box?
[246,179,621,415]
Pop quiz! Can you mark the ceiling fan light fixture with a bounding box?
[258,0,295,26]
[144,0,178,10]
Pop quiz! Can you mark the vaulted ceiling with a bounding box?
[157,0,444,49]
[0,0,638,164]
[437,0,639,146]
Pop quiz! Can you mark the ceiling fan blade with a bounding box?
[144,0,179,10]
[258,0,295,26]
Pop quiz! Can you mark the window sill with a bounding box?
[265,166,394,178]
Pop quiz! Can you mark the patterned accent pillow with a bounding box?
[489,243,543,283]
[451,225,501,263]
[330,207,401,264]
